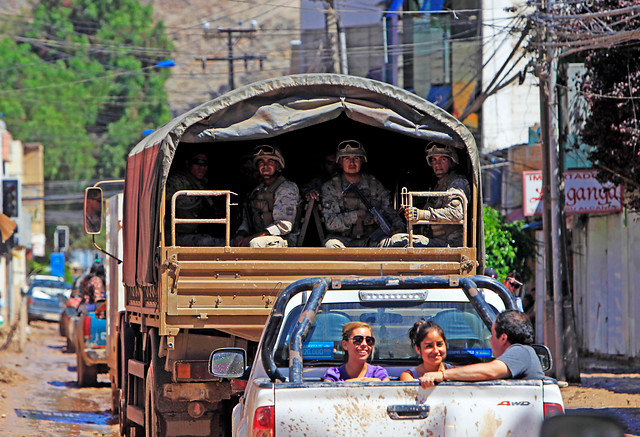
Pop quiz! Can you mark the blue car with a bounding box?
[27,278,72,322]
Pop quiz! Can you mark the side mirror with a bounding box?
[209,348,246,379]
[531,344,552,372]
[541,414,625,437]
[84,187,103,234]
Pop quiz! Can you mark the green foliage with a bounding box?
[483,206,536,283]
[563,1,640,209]
[0,0,173,180]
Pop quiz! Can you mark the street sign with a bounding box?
[523,169,623,216]
[50,252,65,278]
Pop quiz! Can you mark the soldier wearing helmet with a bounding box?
[381,142,470,247]
[234,145,300,248]
[165,149,224,246]
[321,140,403,248]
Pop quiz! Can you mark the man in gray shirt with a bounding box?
[417,310,543,386]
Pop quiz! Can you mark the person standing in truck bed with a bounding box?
[321,140,402,248]
[382,143,470,247]
[234,145,300,248]
[417,310,544,387]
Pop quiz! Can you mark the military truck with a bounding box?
[84,74,487,436]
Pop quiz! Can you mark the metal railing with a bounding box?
[170,190,236,247]
[401,187,468,248]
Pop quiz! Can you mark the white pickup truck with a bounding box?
[210,275,564,437]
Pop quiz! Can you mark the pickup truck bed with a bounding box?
[222,276,563,437]
[267,378,559,436]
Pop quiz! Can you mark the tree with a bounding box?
[0,0,173,180]
[483,206,536,283]
[531,1,640,209]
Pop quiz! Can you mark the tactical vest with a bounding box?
[332,177,378,239]
[427,173,467,242]
[250,175,286,231]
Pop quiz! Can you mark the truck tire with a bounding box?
[119,318,136,436]
[66,336,75,353]
[111,387,120,416]
[77,352,98,387]
[145,365,162,436]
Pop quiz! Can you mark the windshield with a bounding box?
[274,300,495,368]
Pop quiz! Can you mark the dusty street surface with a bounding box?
[1,320,639,436]
[0,320,118,436]
[561,356,640,436]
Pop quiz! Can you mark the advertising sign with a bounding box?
[523,169,623,216]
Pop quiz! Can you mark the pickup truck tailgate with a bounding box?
[273,380,545,436]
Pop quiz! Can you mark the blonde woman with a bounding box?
[323,322,390,382]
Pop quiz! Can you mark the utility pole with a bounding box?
[201,27,265,91]
[537,0,580,382]
[323,0,341,73]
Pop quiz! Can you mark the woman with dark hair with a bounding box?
[323,321,390,382]
[400,319,452,385]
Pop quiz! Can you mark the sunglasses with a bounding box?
[191,158,209,166]
[508,280,522,290]
[348,335,375,346]
[337,140,363,152]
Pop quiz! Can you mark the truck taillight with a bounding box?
[175,361,217,381]
[83,315,91,340]
[252,406,274,437]
[232,379,248,392]
[544,402,564,417]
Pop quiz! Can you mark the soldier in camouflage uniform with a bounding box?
[234,145,300,248]
[165,151,223,246]
[381,143,470,247]
[321,140,403,248]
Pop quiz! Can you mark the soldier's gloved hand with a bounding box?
[404,207,420,223]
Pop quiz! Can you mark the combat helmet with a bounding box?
[336,140,367,163]
[425,142,459,166]
[253,145,285,168]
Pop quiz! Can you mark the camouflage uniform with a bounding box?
[165,170,223,246]
[382,171,470,247]
[321,173,402,248]
[238,175,300,248]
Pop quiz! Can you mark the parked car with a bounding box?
[26,279,72,322]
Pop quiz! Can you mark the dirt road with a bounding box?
[1,320,639,436]
[0,320,118,436]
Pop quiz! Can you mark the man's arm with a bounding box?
[418,360,511,387]
[321,181,359,232]
[266,181,299,236]
[410,179,471,223]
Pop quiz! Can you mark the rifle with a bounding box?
[342,182,393,237]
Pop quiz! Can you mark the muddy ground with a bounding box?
[0,320,118,436]
[0,320,639,436]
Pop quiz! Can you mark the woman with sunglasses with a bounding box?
[323,322,390,382]
[400,319,451,386]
